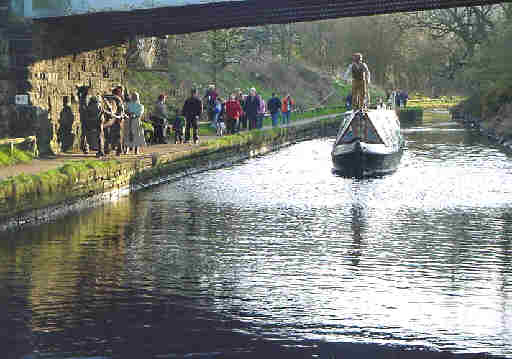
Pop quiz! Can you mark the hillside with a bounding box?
[126,52,385,115]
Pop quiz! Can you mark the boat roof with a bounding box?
[336,109,401,147]
[366,110,401,146]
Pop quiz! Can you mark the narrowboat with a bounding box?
[331,109,405,177]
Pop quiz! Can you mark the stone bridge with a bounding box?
[0,0,506,154]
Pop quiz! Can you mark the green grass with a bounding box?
[0,159,120,188]
[127,56,382,118]
[408,95,465,109]
[0,144,35,167]
[59,159,117,176]
[198,104,344,136]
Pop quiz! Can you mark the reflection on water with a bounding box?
[1,113,512,359]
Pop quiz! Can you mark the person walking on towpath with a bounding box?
[256,93,266,129]
[267,93,281,127]
[281,94,294,125]
[244,87,260,130]
[204,84,218,129]
[182,88,203,144]
[345,93,352,111]
[125,91,147,155]
[152,94,168,144]
[343,52,371,110]
[237,90,247,131]
[86,95,106,158]
[110,86,127,156]
[58,96,75,152]
[225,94,243,135]
[172,109,184,144]
[213,96,223,133]
[395,88,401,108]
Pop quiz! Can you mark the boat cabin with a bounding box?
[335,110,401,148]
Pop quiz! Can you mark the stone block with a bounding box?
[0,79,10,105]
[0,104,14,136]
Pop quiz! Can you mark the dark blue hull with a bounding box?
[332,141,404,178]
[331,109,405,178]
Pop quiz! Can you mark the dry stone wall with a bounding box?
[0,21,128,154]
[29,25,127,153]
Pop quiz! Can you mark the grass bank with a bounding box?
[408,95,465,109]
[198,105,346,136]
[0,109,343,212]
[0,143,35,167]
[0,159,121,200]
[126,55,386,120]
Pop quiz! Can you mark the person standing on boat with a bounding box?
[343,53,371,110]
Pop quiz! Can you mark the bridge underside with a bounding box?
[38,0,506,45]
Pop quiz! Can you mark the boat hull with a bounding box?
[332,141,403,177]
[331,109,404,177]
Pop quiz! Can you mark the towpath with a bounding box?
[0,113,340,181]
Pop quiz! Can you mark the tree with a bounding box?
[243,26,273,59]
[269,23,300,64]
[201,29,246,83]
[398,5,499,79]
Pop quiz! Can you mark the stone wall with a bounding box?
[28,24,127,153]
[0,20,127,153]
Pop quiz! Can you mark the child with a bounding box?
[173,110,184,144]
[216,97,226,136]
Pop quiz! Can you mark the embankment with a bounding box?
[451,102,512,150]
[0,115,342,231]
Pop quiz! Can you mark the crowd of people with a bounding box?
[63,51,410,158]
[344,88,409,111]
[387,88,409,108]
[201,85,295,137]
[71,84,296,158]
[72,85,148,157]
[152,85,296,146]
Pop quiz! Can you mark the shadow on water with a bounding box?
[348,202,366,267]
[331,167,393,179]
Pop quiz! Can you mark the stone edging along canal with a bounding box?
[0,115,343,231]
[451,108,512,151]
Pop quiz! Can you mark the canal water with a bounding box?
[1,112,511,359]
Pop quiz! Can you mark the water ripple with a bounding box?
[1,116,512,358]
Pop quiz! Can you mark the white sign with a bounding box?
[15,94,29,105]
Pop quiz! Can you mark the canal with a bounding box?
[1,111,511,359]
